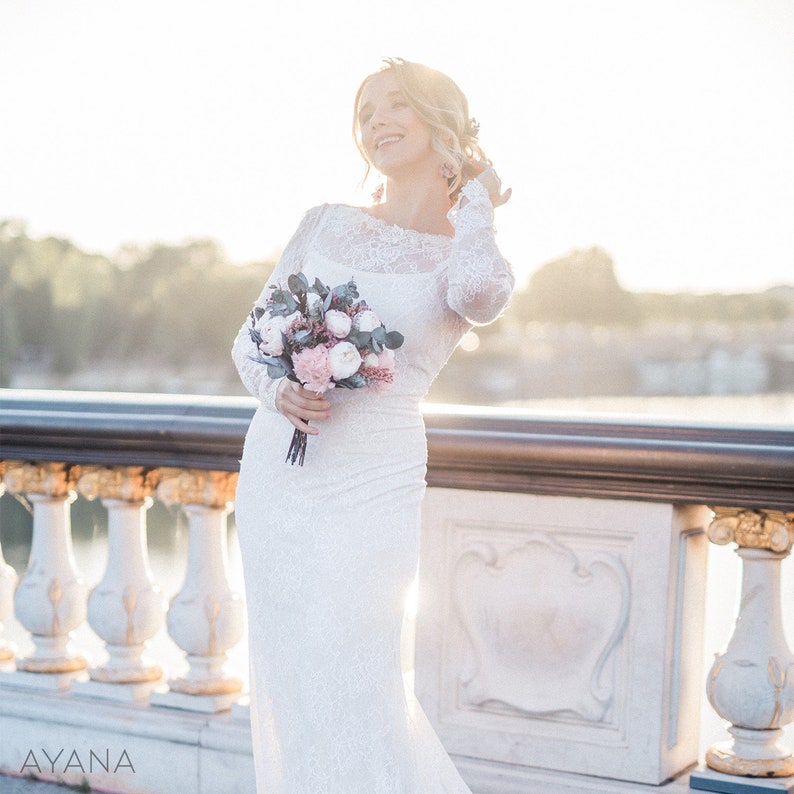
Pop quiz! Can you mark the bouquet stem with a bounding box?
[285,426,308,466]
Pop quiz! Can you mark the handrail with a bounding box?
[1,388,792,509]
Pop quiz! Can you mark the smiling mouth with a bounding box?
[376,135,403,149]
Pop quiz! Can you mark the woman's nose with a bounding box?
[369,106,387,128]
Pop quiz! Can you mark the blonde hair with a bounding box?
[353,57,491,201]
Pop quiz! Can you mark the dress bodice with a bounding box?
[232,178,514,412]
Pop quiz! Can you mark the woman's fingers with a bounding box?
[275,380,331,434]
[473,164,512,207]
[493,186,512,207]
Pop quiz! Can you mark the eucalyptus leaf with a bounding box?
[371,326,386,344]
[266,364,286,379]
[279,355,296,377]
[385,331,404,349]
[254,306,265,320]
[336,372,366,389]
[288,272,309,294]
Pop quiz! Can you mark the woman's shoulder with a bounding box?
[298,202,361,226]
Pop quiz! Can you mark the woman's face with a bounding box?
[357,72,435,178]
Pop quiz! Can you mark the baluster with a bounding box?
[692,507,794,789]
[70,465,166,702]
[1,462,88,690]
[0,473,20,666]
[151,468,244,712]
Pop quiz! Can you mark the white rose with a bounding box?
[284,310,302,326]
[324,309,352,338]
[327,341,362,380]
[363,353,379,367]
[354,309,380,332]
[256,315,288,355]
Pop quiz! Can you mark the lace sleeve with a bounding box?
[445,178,514,325]
[231,205,324,410]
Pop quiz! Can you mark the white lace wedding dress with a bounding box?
[232,179,513,794]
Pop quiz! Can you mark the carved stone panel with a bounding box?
[415,490,710,786]
[453,533,629,725]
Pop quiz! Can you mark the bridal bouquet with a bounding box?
[248,273,404,465]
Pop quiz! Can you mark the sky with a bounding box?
[1,0,792,293]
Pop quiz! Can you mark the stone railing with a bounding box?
[0,389,792,794]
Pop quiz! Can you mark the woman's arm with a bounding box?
[231,205,324,410]
[445,175,514,325]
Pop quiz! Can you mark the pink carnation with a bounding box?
[377,349,395,371]
[292,345,334,393]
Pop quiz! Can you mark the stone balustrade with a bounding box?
[0,390,792,794]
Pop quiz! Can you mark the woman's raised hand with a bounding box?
[467,161,512,207]
[463,159,513,207]
[275,379,331,435]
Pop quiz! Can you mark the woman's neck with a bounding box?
[374,173,454,237]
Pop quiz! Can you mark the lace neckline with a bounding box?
[341,204,453,244]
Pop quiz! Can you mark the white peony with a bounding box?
[327,341,362,380]
[363,353,379,367]
[324,309,352,338]
[354,309,380,332]
[256,315,288,356]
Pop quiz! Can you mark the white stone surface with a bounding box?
[0,668,88,692]
[0,684,254,793]
[415,490,710,786]
[71,677,163,703]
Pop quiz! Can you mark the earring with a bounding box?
[440,161,457,180]
[440,153,463,180]
[371,180,384,204]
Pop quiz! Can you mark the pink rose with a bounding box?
[292,346,334,393]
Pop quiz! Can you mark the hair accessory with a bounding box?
[371,181,384,204]
[466,117,480,138]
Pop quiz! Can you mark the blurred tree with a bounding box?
[511,246,640,325]
[1,221,791,397]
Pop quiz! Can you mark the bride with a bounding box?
[232,57,513,793]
